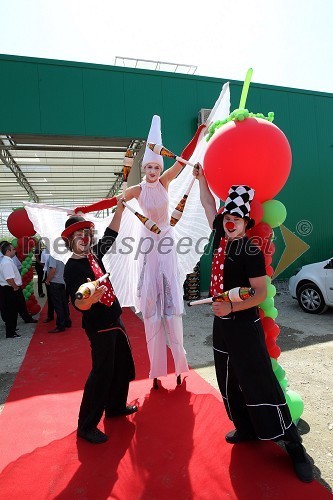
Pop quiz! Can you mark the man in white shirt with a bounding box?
[0,242,37,338]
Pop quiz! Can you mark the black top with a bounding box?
[214,232,266,320]
[64,227,122,331]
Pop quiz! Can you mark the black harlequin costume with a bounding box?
[211,186,301,442]
[63,217,135,434]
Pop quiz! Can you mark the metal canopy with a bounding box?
[0,134,144,237]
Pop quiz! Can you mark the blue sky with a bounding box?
[1,0,332,93]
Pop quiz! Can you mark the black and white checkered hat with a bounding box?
[222,185,255,220]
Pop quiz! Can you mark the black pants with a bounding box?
[0,286,18,336]
[78,320,135,432]
[35,262,44,296]
[0,286,33,336]
[48,282,70,329]
[45,283,54,320]
[213,315,300,442]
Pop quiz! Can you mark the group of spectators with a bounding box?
[0,239,71,338]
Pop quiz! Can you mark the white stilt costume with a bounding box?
[137,177,188,378]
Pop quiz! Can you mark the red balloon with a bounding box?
[261,316,275,332]
[268,344,281,359]
[264,254,272,266]
[269,324,280,339]
[250,222,273,240]
[28,304,41,315]
[203,118,292,202]
[266,266,274,277]
[250,199,264,226]
[7,208,35,238]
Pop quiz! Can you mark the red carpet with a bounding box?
[0,306,330,499]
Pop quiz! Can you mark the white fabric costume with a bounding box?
[23,83,231,379]
[136,178,188,378]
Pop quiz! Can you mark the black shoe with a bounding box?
[176,374,181,385]
[285,442,314,483]
[39,293,45,298]
[153,378,159,390]
[77,427,108,444]
[43,318,54,323]
[225,429,258,444]
[48,327,65,333]
[6,333,21,338]
[105,405,138,418]
[25,318,38,324]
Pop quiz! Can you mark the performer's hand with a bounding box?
[116,197,126,213]
[192,163,204,178]
[90,285,107,303]
[74,205,88,214]
[212,301,232,317]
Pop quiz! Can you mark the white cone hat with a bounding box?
[142,115,164,170]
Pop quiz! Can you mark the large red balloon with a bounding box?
[7,208,35,238]
[203,117,292,202]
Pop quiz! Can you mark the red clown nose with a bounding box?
[82,237,90,245]
[225,221,235,231]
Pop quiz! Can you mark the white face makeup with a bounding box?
[144,163,162,183]
[223,214,247,240]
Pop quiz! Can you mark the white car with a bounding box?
[288,257,333,314]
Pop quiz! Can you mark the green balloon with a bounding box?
[285,389,304,422]
[11,238,18,248]
[262,200,287,228]
[267,284,277,298]
[265,307,278,319]
[259,297,274,311]
[274,365,286,381]
[271,358,278,371]
[280,378,288,390]
[265,276,272,286]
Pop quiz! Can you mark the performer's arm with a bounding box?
[160,125,206,188]
[194,164,217,229]
[120,185,141,202]
[212,276,267,317]
[92,200,124,260]
[108,197,125,233]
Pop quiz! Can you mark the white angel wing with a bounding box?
[169,82,231,286]
[24,202,115,265]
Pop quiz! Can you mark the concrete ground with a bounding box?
[0,283,332,493]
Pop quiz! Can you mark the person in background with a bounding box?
[34,240,45,298]
[45,255,71,333]
[0,242,37,338]
[40,247,54,324]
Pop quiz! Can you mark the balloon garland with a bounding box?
[203,69,303,422]
[7,208,41,316]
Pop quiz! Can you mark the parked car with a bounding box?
[288,257,333,314]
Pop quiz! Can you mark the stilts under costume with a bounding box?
[62,217,135,438]
[212,186,301,442]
